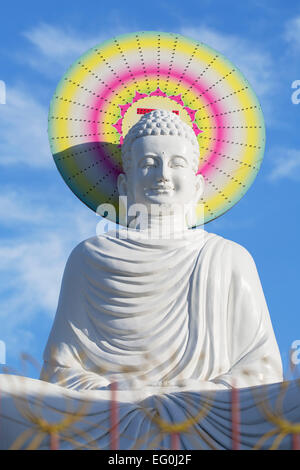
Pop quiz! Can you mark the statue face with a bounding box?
[119,135,203,212]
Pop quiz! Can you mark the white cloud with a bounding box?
[284,16,300,51]
[0,22,124,169]
[0,86,51,167]
[0,187,98,232]
[268,148,300,181]
[0,212,94,317]
[0,233,67,367]
[0,188,99,363]
[23,23,100,62]
[21,23,111,77]
[180,26,274,97]
[0,190,46,225]
[0,234,66,314]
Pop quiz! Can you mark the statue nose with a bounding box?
[158,162,171,181]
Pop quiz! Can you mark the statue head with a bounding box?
[117,110,204,226]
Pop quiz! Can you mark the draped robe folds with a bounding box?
[0,228,290,450]
[40,228,283,392]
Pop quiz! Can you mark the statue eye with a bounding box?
[170,157,187,168]
[141,157,157,168]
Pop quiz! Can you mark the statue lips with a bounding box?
[150,184,174,194]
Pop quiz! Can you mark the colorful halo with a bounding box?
[48,31,265,226]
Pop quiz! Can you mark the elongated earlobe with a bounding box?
[195,173,205,203]
[117,173,128,197]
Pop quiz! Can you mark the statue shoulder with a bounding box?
[81,234,108,252]
[203,233,257,273]
[222,238,260,282]
[225,238,257,271]
[64,235,106,266]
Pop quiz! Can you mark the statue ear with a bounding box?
[117,173,128,197]
[186,173,205,228]
[194,173,205,203]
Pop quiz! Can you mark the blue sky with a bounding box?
[0,0,300,379]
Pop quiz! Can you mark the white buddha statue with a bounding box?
[0,110,289,451]
[40,110,283,392]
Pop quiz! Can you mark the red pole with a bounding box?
[231,383,240,450]
[292,434,300,450]
[110,381,119,450]
[171,432,180,450]
[50,432,59,450]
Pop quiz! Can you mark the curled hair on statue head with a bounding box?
[121,109,200,173]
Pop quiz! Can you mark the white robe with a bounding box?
[0,228,290,450]
[40,228,283,392]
